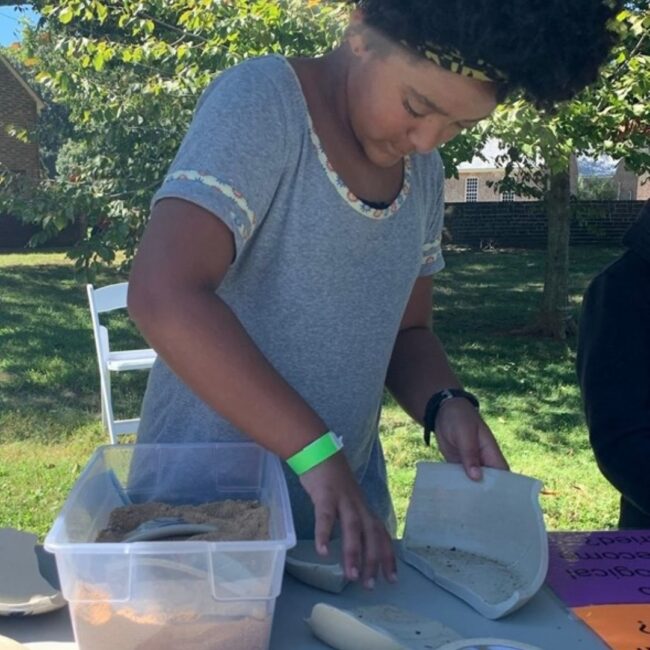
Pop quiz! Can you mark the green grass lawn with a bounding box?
[0,246,623,539]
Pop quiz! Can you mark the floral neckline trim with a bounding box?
[278,56,412,221]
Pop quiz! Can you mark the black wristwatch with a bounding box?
[423,388,480,446]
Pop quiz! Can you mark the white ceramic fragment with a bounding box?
[0,529,65,616]
[439,639,543,650]
[306,603,462,650]
[286,539,349,593]
[0,635,27,649]
[2,642,76,650]
[401,463,548,620]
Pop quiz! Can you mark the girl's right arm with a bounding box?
[128,197,396,588]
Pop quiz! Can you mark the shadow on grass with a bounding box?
[426,246,623,455]
[1,246,622,446]
[0,263,147,443]
[433,248,621,335]
[438,334,587,450]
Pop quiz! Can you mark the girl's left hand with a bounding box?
[433,397,509,480]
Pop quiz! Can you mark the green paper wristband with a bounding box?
[286,431,344,475]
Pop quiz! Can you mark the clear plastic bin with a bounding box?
[44,443,296,650]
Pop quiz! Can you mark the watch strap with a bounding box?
[423,388,480,446]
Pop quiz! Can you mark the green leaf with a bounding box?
[92,51,105,72]
[58,7,75,24]
[54,211,69,230]
[34,71,51,83]
[95,2,108,24]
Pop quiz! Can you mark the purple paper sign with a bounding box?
[547,530,650,607]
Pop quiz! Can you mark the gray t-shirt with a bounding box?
[137,55,445,538]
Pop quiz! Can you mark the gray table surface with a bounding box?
[0,557,608,650]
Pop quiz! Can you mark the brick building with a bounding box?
[0,53,49,248]
[612,160,650,201]
[444,200,645,249]
[0,53,44,179]
[444,139,579,203]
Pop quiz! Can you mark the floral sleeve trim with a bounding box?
[421,237,442,267]
[164,170,257,243]
[277,55,413,220]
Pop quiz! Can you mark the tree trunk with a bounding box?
[520,167,576,339]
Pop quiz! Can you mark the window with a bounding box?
[465,177,479,202]
[501,190,515,202]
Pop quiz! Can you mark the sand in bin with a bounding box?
[72,589,272,650]
[96,500,269,543]
[77,500,272,650]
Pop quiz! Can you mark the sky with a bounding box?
[0,4,40,47]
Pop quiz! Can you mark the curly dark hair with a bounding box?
[352,0,623,108]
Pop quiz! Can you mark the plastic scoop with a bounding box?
[123,517,219,542]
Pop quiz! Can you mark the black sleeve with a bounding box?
[576,251,650,454]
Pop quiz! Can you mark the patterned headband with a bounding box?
[401,40,508,83]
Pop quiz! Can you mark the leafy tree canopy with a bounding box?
[1,0,347,274]
[1,0,648,281]
[483,7,649,198]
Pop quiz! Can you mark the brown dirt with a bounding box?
[72,589,272,650]
[73,583,273,650]
[96,500,269,542]
[73,501,274,649]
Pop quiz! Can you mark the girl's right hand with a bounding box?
[298,452,397,589]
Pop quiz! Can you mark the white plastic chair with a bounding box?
[86,282,157,443]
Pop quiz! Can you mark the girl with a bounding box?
[128,0,622,589]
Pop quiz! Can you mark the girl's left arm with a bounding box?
[385,276,508,479]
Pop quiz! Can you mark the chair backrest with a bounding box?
[86,281,128,366]
[87,281,128,315]
[86,282,145,443]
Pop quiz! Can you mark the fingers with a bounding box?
[338,504,362,582]
[479,425,510,471]
[375,524,398,586]
[453,428,482,480]
[313,495,337,557]
[358,517,382,589]
[337,502,397,587]
[302,456,396,587]
[435,399,481,479]
[436,399,509,480]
